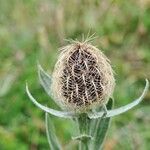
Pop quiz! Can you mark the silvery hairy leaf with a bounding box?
[45,112,62,150]
[38,63,52,97]
[88,79,149,119]
[26,83,75,118]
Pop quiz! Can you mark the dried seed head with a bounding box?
[51,41,115,112]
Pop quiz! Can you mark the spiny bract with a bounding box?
[51,41,115,112]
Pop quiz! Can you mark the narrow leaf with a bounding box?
[45,112,62,150]
[91,98,113,150]
[38,64,52,97]
[88,79,149,119]
[26,83,75,118]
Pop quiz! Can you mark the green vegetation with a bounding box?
[0,0,150,149]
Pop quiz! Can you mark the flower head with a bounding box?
[51,41,115,112]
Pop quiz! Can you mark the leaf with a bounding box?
[38,63,52,97]
[45,112,62,150]
[38,63,62,109]
[90,98,113,150]
[88,79,149,119]
[26,83,75,118]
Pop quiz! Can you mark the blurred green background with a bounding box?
[0,0,150,149]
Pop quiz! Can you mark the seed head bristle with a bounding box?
[63,33,97,49]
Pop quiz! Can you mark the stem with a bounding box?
[77,113,91,150]
[79,141,89,150]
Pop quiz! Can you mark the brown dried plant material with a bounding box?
[51,40,115,112]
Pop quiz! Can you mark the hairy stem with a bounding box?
[77,113,91,150]
[79,141,89,150]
